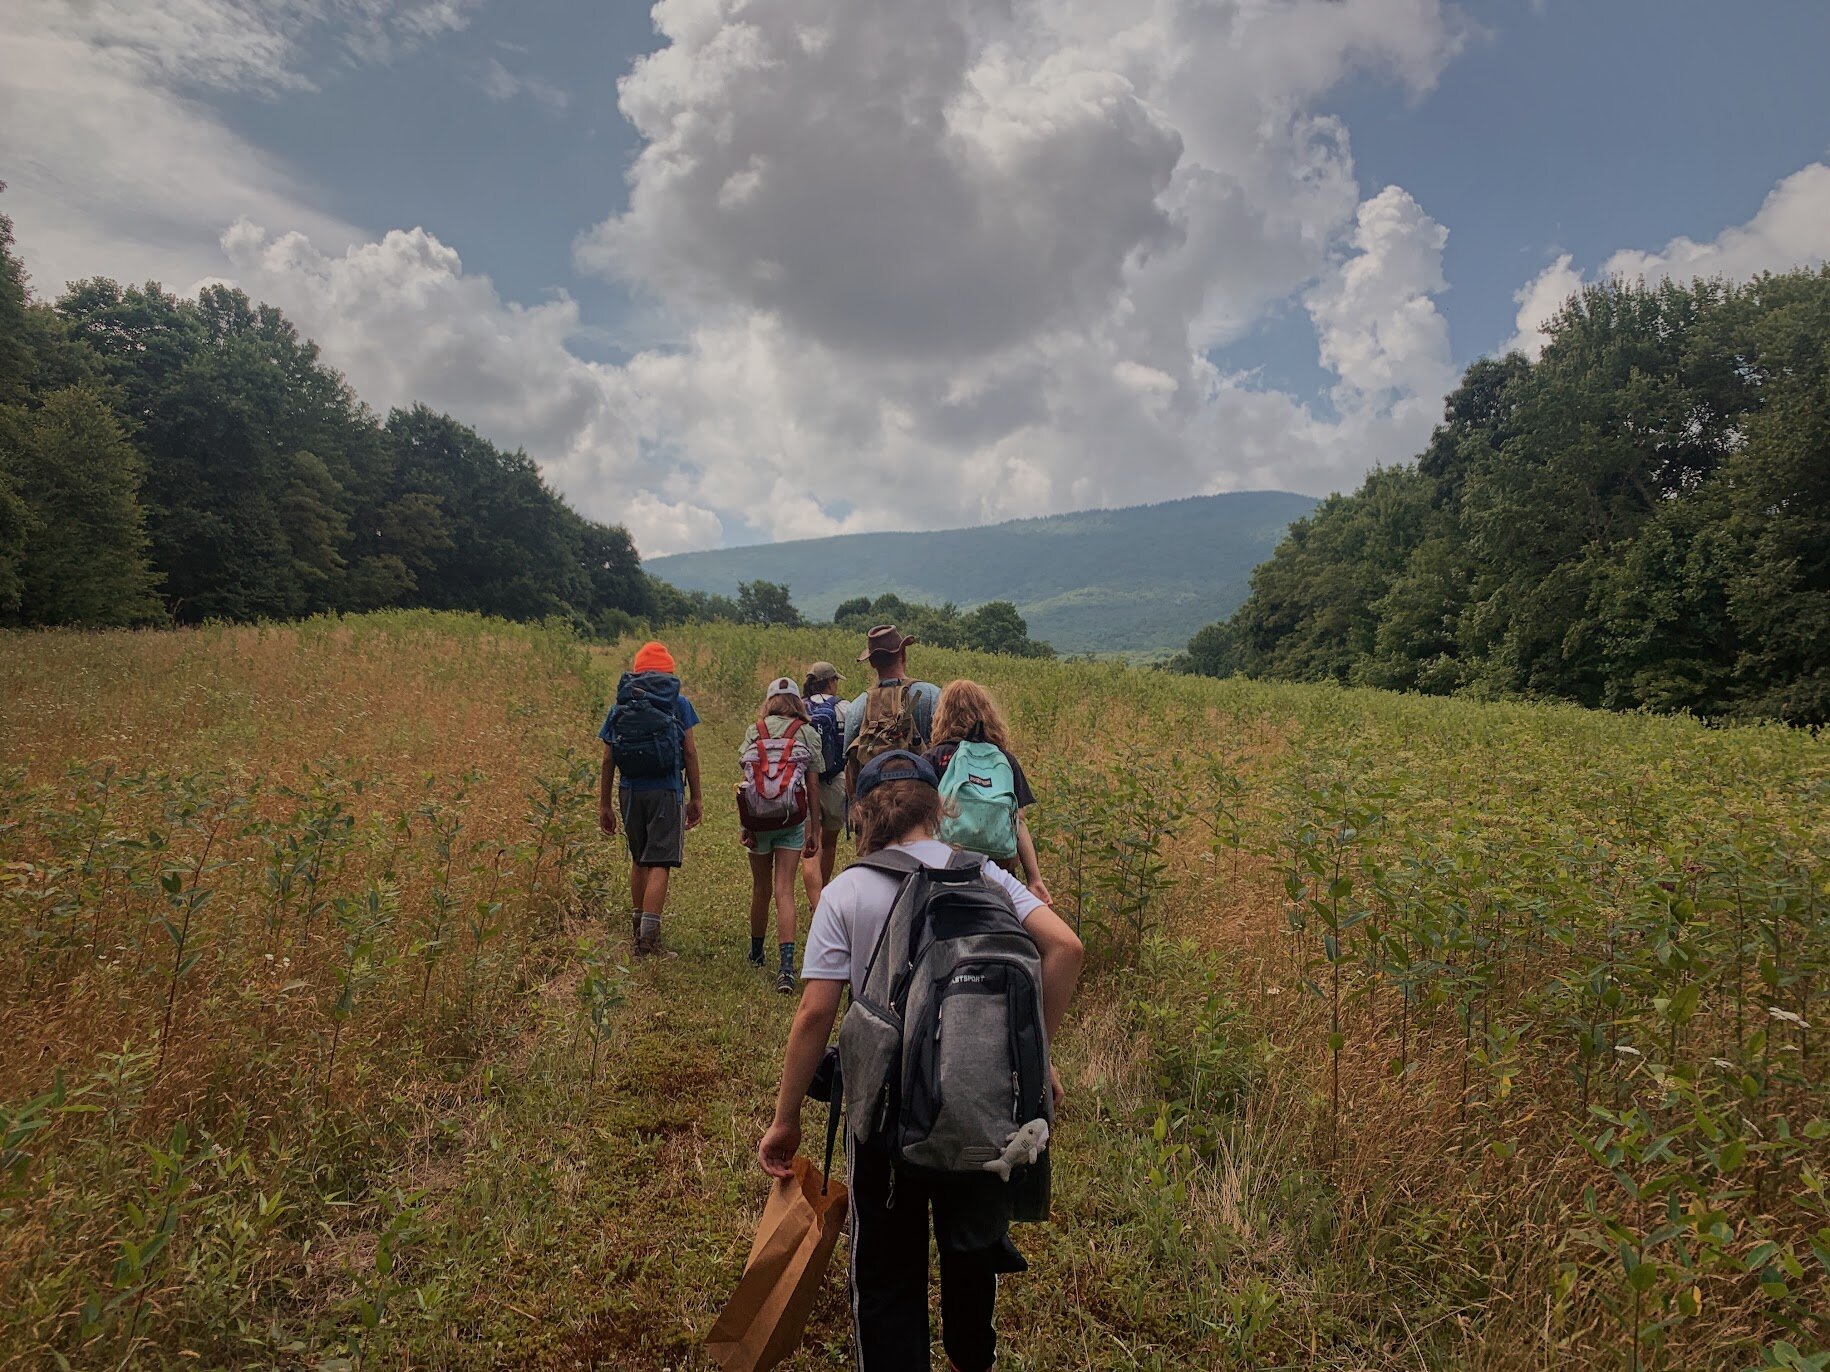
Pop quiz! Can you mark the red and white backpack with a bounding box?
[737,719,811,831]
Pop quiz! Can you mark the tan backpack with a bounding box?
[844,681,921,803]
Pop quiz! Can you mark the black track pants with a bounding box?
[847,1141,997,1372]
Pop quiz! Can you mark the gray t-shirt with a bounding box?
[841,678,941,752]
[801,838,1043,989]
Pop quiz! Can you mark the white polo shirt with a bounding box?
[801,838,1043,991]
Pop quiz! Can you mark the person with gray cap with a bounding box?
[737,676,823,992]
[800,660,850,907]
[758,749,1084,1371]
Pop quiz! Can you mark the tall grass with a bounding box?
[0,613,612,1365]
[3,616,1825,1368]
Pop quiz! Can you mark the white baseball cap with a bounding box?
[765,676,801,698]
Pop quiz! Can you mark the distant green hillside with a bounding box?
[648,491,1318,655]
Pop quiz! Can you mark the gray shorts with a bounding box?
[620,788,684,868]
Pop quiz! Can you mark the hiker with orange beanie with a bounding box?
[599,641,703,957]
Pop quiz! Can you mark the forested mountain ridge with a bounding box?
[650,490,1319,654]
[0,201,653,635]
[1177,268,1830,725]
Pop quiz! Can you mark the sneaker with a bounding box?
[774,969,797,995]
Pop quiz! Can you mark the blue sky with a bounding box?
[4,0,1829,552]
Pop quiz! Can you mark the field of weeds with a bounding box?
[2,614,1826,1370]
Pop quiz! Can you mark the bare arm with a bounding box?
[598,746,618,835]
[758,978,846,1176]
[1024,903,1084,1042]
[1016,815,1051,903]
[682,728,703,829]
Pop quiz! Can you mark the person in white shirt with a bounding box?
[758,750,1085,1372]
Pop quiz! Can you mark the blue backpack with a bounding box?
[936,740,1021,862]
[807,695,846,780]
[609,671,683,780]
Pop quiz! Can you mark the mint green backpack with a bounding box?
[937,740,1020,861]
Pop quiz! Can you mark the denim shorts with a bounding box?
[750,822,806,855]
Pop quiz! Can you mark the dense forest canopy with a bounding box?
[1176,269,1830,726]
[0,200,652,636]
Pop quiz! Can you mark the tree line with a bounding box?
[664,581,1055,657]
[1175,268,1830,726]
[0,198,1058,658]
[0,202,655,635]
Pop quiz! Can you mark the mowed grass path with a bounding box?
[403,657,1218,1371]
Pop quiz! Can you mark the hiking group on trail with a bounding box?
[598,624,1085,1372]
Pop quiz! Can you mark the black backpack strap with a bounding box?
[822,1054,844,1195]
[851,851,924,994]
[850,849,924,877]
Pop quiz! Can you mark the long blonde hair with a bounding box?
[930,679,1011,749]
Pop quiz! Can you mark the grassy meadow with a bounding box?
[1,613,1826,1370]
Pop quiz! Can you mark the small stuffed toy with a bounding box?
[981,1118,1050,1181]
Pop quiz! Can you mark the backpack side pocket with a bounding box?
[838,995,903,1146]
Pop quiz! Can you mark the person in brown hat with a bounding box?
[841,625,941,800]
[799,661,850,906]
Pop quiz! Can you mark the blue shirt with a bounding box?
[842,679,940,752]
[600,694,700,794]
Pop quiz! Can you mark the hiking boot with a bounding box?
[774,968,797,995]
[634,923,678,960]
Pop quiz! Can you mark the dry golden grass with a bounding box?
[2,616,1824,1370]
[0,614,610,1367]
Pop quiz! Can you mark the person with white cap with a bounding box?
[736,676,823,992]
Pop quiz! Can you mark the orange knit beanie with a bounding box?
[632,641,676,675]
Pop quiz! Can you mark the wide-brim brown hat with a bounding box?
[858,623,918,661]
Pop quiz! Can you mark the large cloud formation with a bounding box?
[9,0,1479,553]
[561,0,1470,545]
[1508,161,1830,360]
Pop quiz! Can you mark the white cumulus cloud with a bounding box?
[557,0,1469,543]
[1505,251,1582,361]
[7,0,1475,554]
[0,0,480,294]
[221,219,724,555]
[1507,162,1830,360]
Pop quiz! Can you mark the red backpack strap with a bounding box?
[759,718,804,784]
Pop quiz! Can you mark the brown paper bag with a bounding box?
[705,1157,850,1371]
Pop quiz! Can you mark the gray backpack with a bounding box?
[836,849,1054,1182]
